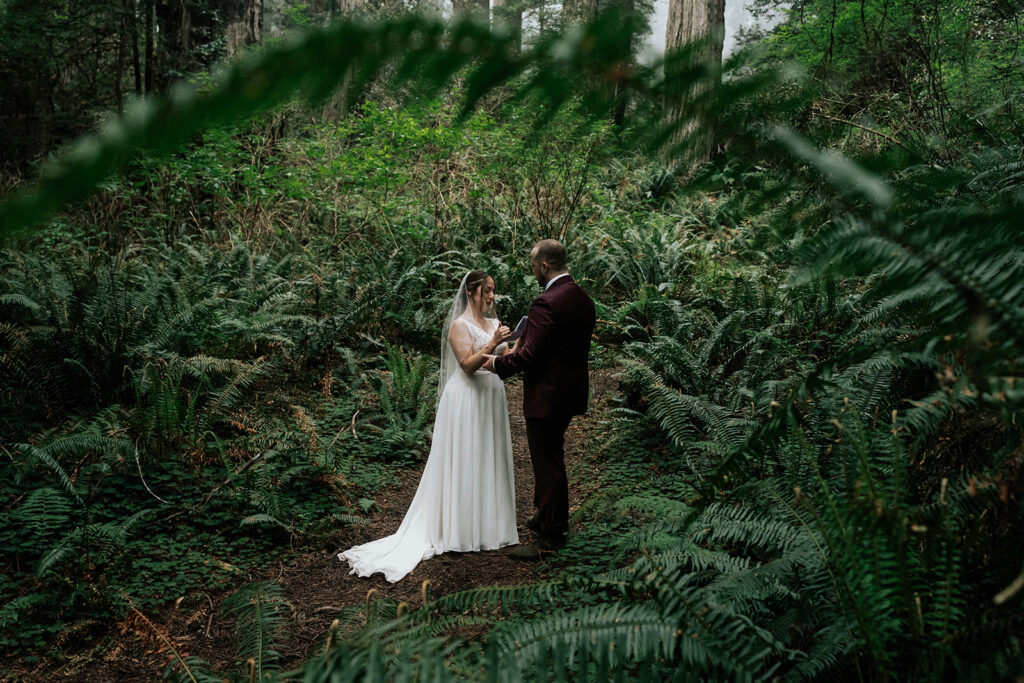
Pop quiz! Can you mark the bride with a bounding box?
[338,270,519,582]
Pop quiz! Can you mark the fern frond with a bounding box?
[221,581,289,677]
[495,602,676,670]
[432,579,569,614]
[17,443,83,506]
[0,292,43,314]
[37,509,154,577]
[14,486,72,539]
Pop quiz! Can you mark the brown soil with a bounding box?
[8,369,618,682]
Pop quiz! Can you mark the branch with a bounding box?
[812,111,923,159]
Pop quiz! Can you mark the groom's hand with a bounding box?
[482,355,496,372]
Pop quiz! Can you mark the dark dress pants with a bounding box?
[525,414,573,535]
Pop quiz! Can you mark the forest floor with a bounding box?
[30,368,620,682]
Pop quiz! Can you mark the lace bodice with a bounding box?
[457,317,508,356]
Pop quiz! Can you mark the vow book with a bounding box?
[507,316,528,341]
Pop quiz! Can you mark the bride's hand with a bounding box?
[490,323,511,351]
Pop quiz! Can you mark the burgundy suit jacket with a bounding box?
[494,276,596,419]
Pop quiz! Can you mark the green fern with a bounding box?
[221,581,289,678]
[37,508,153,577]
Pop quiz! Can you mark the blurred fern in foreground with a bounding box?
[0,6,1021,682]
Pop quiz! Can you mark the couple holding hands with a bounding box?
[340,239,596,582]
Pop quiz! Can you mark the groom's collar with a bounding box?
[544,272,570,291]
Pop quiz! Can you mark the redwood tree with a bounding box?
[663,0,725,166]
[221,0,264,57]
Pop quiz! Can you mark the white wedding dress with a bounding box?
[339,316,519,582]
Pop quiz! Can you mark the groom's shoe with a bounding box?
[509,532,566,561]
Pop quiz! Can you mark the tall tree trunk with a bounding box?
[116,4,128,111]
[611,0,636,128]
[491,0,520,51]
[663,0,725,166]
[324,0,362,121]
[128,0,143,96]
[181,1,192,53]
[156,0,192,90]
[250,0,263,45]
[143,0,155,94]
[225,0,264,58]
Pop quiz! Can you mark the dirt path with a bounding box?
[50,369,617,680]
[272,375,548,666]
[268,368,617,668]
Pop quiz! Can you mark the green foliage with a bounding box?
[1,3,1023,680]
[592,141,1024,679]
[221,581,290,677]
[365,344,436,462]
[0,10,648,238]
[750,0,1024,156]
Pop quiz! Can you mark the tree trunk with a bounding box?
[491,0,520,50]
[224,0,264,58]
[179,1,192,54]
[663,0,725,166]
[156,0,192,90]
[612,0,636,128]
[115,3,127,111]
[127,0,142,96]
[562,0,597,24]
[143,0,155,94]
[322,0,364,120]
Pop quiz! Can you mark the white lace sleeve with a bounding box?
[449,319,474,367]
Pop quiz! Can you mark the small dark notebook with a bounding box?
[507,316,529,341]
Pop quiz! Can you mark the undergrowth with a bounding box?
[1,7,1022,682]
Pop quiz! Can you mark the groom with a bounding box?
[483,239,596,560]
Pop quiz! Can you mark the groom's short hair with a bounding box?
[534,239,567,271]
